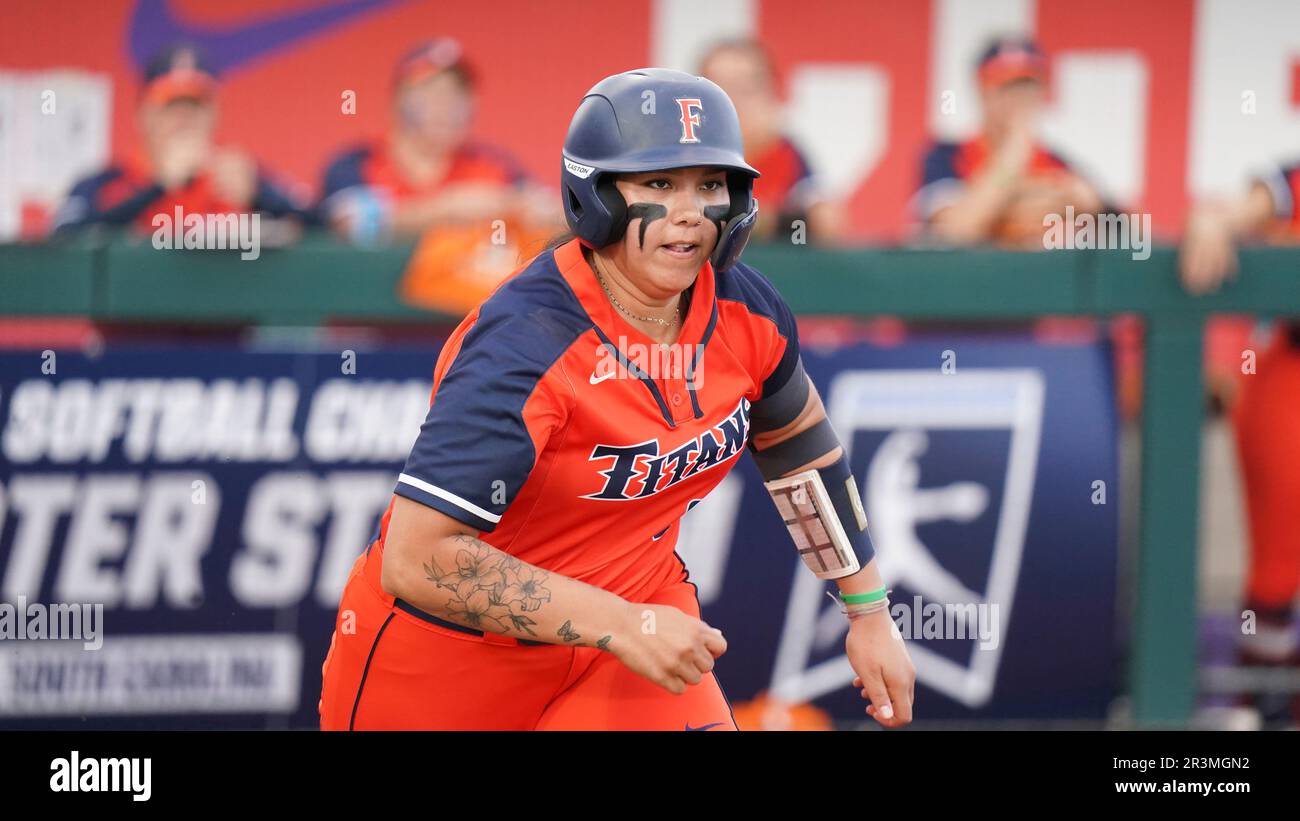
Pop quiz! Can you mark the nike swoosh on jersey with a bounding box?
[589,369,618,385]
[684,722,725,731]
[128,0,406,75]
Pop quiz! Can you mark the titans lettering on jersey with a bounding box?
[585,398,750,500]
[387,237,800,599]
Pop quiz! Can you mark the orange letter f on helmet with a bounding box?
[676,98,703,143]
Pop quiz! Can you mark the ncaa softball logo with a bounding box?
[676,97,703,143]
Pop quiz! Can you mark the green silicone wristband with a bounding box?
[840,587,888,605]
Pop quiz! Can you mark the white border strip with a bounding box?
[397,473,501,523]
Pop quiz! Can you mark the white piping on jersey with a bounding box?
[397,473,502,523]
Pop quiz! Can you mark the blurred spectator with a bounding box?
[913,36,1103,248]
[698,38,845,244]
[52,44,307,238]
[1180,162,1300,724]
[1179,164,1297,293]
[318,37,558,243]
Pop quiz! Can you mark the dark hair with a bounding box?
[542,230,577,252]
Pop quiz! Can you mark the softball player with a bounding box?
[1181,161,1300,721]
[318,68,915,730]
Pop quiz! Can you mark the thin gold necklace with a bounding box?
[591,254,681,329]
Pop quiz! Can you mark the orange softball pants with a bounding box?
[1234,330,1300,613]
[318,546,738,731]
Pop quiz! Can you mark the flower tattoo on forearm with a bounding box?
[423,535,553,637]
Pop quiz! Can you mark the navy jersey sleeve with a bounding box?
[251,172,310,220]
[920,141,961,188]
[394,312,574,532]
[722,262,802,399]
[1255,161,1299,221]
[319,147,370,202]
[913,141,964,220]
[51,169,162,234]
[758,277,801,399]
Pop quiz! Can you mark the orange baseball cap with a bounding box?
[393,37,476,91]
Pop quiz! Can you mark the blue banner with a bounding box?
[0,338,1117,728]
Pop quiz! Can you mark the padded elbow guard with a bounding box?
[749,388,876,579]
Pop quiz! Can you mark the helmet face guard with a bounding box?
[711,194,758,273]
[561,68,760,272]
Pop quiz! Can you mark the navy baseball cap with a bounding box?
[976,36,1047,89]
[142,44,217,104]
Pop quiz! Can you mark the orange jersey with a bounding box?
[914,135,1082,245]
[377,237,800,602]
[320,140,526,204]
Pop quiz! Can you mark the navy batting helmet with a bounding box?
[561,68,760,272]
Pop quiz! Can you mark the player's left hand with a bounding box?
[1179,206,1238,295]
[209,148,258,209]
[845,610,915,728]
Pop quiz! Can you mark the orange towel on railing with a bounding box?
[399,218,554,317]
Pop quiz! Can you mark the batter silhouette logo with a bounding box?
[768,369,1045,709]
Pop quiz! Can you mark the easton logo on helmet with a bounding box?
[676,97,703,143]
[564,158,595,179]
